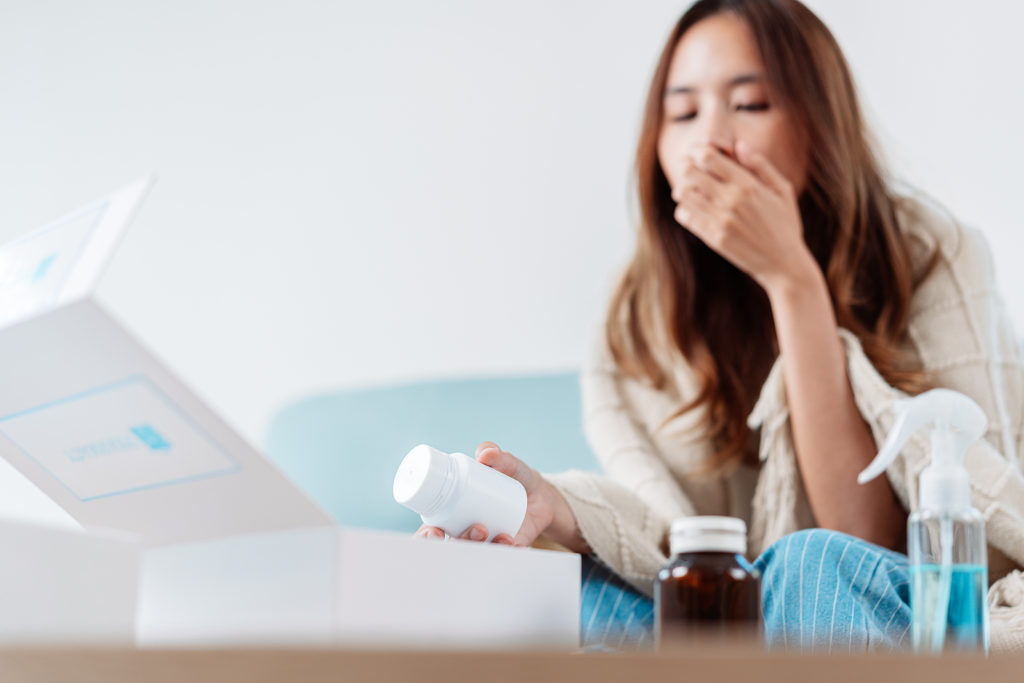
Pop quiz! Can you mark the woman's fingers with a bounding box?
[674,187,720,242]
[475,442,540,492]
[477,445,515,477]
[458,524,489,542]
[475,441,500,456]
[672,161,722,205]
[688,144,758,189]
[415,524,504,544]
[736,139,792,197]
[415,525,445,540]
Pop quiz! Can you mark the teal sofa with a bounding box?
[263,373,601,533]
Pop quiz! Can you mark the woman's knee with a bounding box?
[754,529,875,601]
[756,529,857,569]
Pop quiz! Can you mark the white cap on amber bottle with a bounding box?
[669,516,747,556]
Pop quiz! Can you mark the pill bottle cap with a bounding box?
[393,444,458,516]
[669,516,747,556]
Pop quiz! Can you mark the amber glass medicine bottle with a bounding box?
[655,516,762,648]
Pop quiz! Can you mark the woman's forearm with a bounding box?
[765,260,906,548]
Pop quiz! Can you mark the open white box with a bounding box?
[138,526,579,649]
[0,520,138,644]
[0,179,580,649]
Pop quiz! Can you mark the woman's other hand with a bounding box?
[669,140,818,294]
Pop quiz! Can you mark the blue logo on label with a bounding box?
[64,424,172,463]
[130,424,172,451]
[32,254,57,283]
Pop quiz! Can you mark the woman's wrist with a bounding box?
[763,249,826,307]
[540,478,592,554]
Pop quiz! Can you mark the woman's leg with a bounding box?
[754,528,911,653]
[578,554,655,651]
[578,528,911,653]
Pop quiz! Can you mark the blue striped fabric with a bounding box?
[580,554,657,650]
[580,528,911,653]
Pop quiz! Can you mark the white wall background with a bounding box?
[0,1,1021,524]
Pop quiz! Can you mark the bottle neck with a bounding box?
[919,465,971,511]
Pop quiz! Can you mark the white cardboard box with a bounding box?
[0,521,138,644]
[138,526,579,649]
[0,179,581,649]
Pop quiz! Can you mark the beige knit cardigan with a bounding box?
[545,193,1024,652]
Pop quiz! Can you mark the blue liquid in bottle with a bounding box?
[909,564,989,653]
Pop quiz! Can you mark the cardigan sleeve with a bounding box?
[542,469,671,598]
[577,326,699,523]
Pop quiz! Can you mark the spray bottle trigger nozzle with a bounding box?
[857,397,916,485]
[857,389,987,487]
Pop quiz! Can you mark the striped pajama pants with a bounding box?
[580,528,912,652]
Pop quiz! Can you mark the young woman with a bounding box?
[416,0,1024,652]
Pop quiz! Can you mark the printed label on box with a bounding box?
[0,377,240,501]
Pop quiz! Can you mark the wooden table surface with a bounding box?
[0,647,1019,683]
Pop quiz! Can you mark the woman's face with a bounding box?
[658,13,809,196]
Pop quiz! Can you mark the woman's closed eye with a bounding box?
[668,102,770,123]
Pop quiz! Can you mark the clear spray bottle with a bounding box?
[858,388,990,654]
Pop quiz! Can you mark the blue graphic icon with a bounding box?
[131,424,172,451]
[32,254,57,283]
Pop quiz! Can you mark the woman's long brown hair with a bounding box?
[607,0,933,473]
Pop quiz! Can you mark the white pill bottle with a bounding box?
[393,444,527,542]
